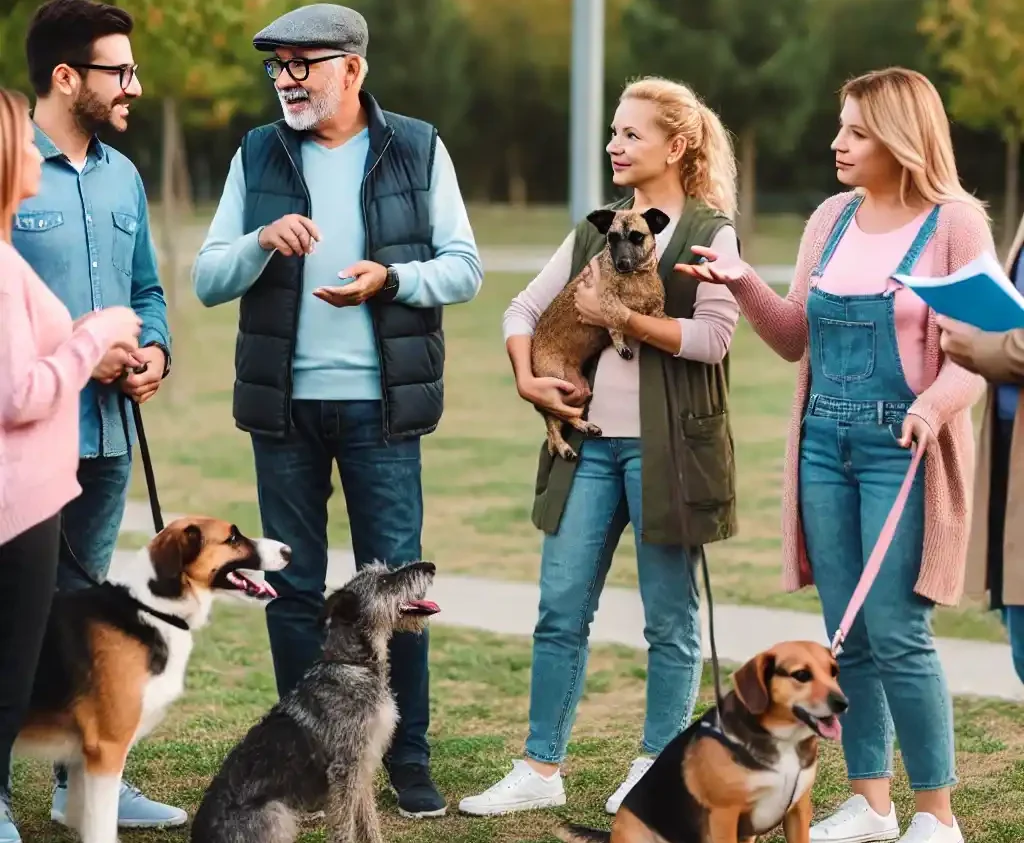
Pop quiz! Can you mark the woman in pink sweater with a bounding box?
[678,69,992,843]
[0,88,142,840]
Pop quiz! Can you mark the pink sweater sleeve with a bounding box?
[0,255,111,428]
[908,203,993,433]
[729,195,852,362]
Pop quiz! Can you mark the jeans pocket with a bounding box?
[818,318,876,383]
[111,211,138,276]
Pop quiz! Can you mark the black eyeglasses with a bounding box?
[70,63,137,91]
[263,54,347,82]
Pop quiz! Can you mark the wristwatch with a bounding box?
[144,341,172,379]
[377,265,400,303]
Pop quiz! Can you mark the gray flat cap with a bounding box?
[252,3,369,57]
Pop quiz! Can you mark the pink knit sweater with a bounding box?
[731,191,993,606]
[0,240,120,546]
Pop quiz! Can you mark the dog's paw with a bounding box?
[557,443,579,462]
[615,345,633,361]
[583,422,602,437]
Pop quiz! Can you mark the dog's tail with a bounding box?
[551,821,613,843]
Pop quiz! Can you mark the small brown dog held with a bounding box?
[552,641,847,843]
[530,207,670,461]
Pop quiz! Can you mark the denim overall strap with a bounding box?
[811,195,864,280]
[891,204,941,279]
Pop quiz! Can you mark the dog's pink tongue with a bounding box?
[820,717,843,741]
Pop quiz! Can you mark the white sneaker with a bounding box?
[605,757,654,815]
[898,814,962,843]
[457,759,566,816]
[810,794,901,842]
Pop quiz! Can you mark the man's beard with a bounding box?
[278,75,341,131]
[72,87,127,135]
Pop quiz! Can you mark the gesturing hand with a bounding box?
[313,261,388,307]
[674,245,752,284]
[258,214,322,257]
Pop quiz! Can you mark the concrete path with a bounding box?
[116,501,1023,702]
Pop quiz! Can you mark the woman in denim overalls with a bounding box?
[677,68,993,843]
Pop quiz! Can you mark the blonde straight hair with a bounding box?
[620,77,738,219]
[840,67,988,219]
[0,88,30,244]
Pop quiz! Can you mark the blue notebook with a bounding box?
[894,251,1024,332]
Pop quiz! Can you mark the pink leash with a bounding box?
[830,442,927,657]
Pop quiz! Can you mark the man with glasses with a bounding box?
[193,2,482,821]
[6,1,178,839]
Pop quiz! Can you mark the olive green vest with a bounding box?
[531,195,738,547]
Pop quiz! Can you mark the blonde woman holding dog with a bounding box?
[678,68,993,843]
[0,87,141,843]
[459,77,742,818]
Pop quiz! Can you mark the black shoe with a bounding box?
[387,763,447,819]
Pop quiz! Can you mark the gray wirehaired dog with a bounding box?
[190,561,439,843]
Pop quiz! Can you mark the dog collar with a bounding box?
[134,599,191,631]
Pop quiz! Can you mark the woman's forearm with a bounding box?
[621,312,682,355]
[506,334,535,392]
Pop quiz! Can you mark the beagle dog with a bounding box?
[555,641,847,843]
[13,517,291,843]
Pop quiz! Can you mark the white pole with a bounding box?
[569,0,605,224]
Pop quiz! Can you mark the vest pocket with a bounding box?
[679,412,735,506]
[111,211,138,276]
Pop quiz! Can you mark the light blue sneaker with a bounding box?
[51,779,187,829]
[0,798,21,843]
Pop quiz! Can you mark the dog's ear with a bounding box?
[586,209,617,235]
[733,651,775,716]
[320,588,361,629]
[147,523,203,598]
[641,208,671,236]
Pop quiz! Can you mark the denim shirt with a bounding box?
[11,125,170,458]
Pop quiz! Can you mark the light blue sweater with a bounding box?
[192,130,483,400]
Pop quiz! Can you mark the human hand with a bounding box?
[575,279,615,327]
[936,315,983,373]
[313,261,388,307]
[120,344,167,404]
[898,413,932,450]
[674,245,752,284]
[518,376,589,422]
[258,214,322,256]
[90,307,142,383]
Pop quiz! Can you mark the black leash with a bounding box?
[697,545,727,723]
[60,375,186,632]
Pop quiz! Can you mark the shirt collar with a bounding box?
[33,122,109,165]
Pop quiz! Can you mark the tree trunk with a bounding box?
[507,144,528,207]
[1003,124,1021,259]
[159,97,180,404]
[738,126,757,260]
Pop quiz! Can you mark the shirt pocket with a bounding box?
[111,211,138,277]
[13,210,65,234]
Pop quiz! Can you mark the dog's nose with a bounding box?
[280,546,292,564]
[828,691,849,713]
[615,260,631,272]
[420,561,436,575]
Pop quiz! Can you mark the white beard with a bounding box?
[279,73,342,131]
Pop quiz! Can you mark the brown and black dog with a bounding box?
[530,206,670,461]
[554,641,847,843]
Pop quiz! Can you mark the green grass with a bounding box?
[9,607,1024,842]
[130,240,1006,645]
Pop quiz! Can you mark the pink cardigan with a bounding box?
[731,191,994,606]
[0,240,119,546]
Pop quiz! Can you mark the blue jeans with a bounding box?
[526,438,702,764]
[251,399,429,767]
[799,413,955,791]
[989,418,1024,684]
[56,454,132,591]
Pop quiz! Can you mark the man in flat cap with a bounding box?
[938,212,1024,688]
[192,2,483,819]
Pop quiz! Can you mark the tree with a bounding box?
[920,0,1024,252]
[621,0,824,255]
